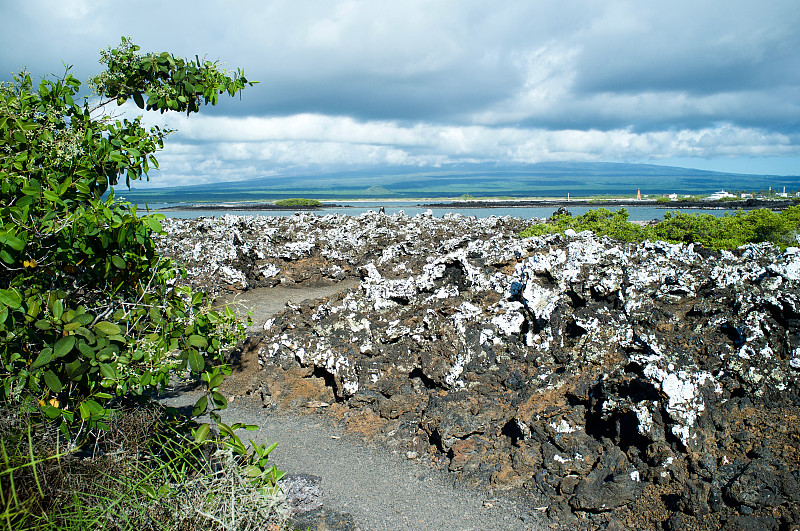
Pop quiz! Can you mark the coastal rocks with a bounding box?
[156,211,532,295]
[159,211,800,530]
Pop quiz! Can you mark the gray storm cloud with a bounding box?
[1,0,798,186]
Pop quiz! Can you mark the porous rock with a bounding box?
[159,211,800,530]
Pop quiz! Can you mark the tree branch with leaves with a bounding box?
[0,38,257,449]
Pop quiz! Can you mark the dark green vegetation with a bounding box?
[1,39,289,529]
[116,161,800,204]
[273,198,322,207]
[520,206,800,251]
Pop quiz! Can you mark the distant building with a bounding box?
[740,193,753,199]
[667,193,678,200]
[707,190,736,200]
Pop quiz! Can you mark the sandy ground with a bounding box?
[161,281,550,531]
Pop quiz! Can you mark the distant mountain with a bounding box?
[115,162,799,204]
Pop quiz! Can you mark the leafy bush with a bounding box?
[0,37,258,442]
[273,198,322,207]
[656,196,671,203]
[520,206,800,251]
[1,37,292,529]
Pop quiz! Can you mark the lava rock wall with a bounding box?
[159,211,800,530]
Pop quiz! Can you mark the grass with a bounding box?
[0,400,292,531]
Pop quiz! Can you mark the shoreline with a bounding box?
[156,197,795,212]
[420,198,795,209]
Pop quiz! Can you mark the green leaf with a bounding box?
[263,441,279,455]
[30,348,54,370]
[42,190,60,202]
[96,346,115,362]
[111,255,126,269]
[211,391,227,409]
[77,340,97,358]
[54,336,76,358]
[44,370,63,393]
[43,405,62,419]
[94,321,121,335]
[79,399,103,419]
[70,313,94,326]
[145,217,163,232]
[188,349,205,372]
[192,395,208,416]
[194,422,211,443]
[26,300,41,319]
[188,334,208,349]
[244,465,262,478]
[132,92,144,109]
[52,299,63,321]
[73,326,96,343]
[0,289,22,309]
[0,233,25,251]
[65,359,90,380]
[208,374,224,389]
[99,363,116,380]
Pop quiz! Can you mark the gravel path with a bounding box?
[163,282,551,531]
[215,280,360,333]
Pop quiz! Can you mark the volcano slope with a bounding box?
[158,211,800,530]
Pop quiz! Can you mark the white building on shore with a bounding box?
[707,190,736,200]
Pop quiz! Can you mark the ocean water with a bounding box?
[143,201,742,221]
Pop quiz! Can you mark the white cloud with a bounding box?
[137,112,798,187]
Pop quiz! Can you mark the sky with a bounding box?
[2,0,799,188]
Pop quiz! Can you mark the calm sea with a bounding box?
[141,201,742,222]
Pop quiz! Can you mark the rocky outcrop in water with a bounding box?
[159,211,800,530]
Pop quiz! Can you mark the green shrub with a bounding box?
[520,206,800,251]
[656,196,671,203]
[0,37,254,441]
[521,208,646,242]
[274,198,322,207]
[1,38,291,529]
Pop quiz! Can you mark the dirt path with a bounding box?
[215,280,360,333]
[165,281,551,530]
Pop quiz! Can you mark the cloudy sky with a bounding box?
[2,0,799,188]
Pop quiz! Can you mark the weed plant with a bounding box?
[0,399,291,531]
